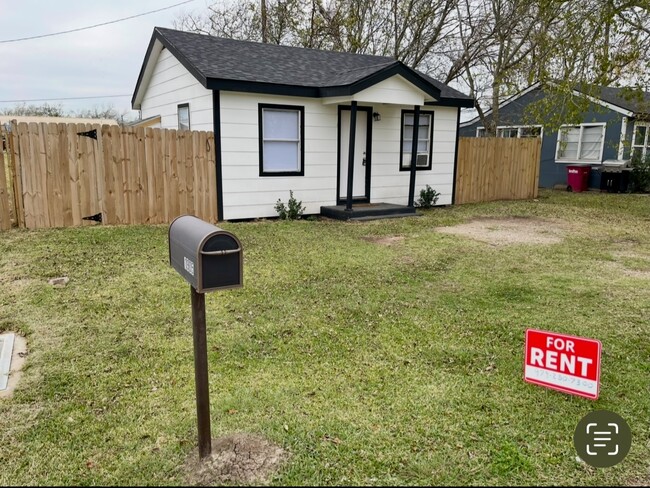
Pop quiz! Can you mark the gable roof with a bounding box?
[460,82,650,127]
[132,27,473,109]
[591,85,650,114]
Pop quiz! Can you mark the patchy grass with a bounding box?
[0,189,648,486]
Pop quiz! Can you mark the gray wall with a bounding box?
[459,87,629,189]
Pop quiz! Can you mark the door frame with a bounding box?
[336,105,373,204]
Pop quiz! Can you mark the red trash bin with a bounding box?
[566,165,591,192]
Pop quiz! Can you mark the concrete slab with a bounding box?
[0,333,27,399]
[0,333,15,390]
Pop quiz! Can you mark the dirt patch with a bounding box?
[436,217,566,246]
[362,235,404,246]
[184,433,288,486]
[612,250,650,261]
[0,334,27,399]
[603,261,650,279]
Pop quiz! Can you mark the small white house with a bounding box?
[132,27,473,221]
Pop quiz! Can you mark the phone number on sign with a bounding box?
[532,369,595,389]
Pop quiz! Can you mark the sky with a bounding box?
[0,0,206,121]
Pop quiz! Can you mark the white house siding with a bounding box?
[138,50,459,219]
[353,76,427,105]
[220,92,339,220]
[370,104,458,206]
[139,48,213,130]
[220,92,458,219]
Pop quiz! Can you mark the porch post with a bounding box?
[346,101,358,211]
[408,105,420,208]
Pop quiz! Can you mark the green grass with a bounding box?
[0,190,649,486]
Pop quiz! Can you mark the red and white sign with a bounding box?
[524,329,602,400]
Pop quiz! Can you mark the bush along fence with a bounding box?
[0,122,217,230]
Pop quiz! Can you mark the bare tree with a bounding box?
[1,103,65,117]
[174,0,650,131]
[175,0,458,67]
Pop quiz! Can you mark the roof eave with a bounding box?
[425,98,474,108]
[319,62,442,100]
[206,64,444,101]
[131,32,161,110]
[132,28,208,110]
[571,88,634,117]
[206,78,319,97]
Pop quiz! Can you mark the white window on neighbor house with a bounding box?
[259,104,304,176]
[631,122,650,160]
[555,124,606,163]
[401,111,433,171]
[177,103,190,130]
[476,125,543,138]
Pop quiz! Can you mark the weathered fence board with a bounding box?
[455,137,541,204]
[0,129,10,230]
[3,122,217,229]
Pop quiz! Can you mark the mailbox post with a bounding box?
[169,215,243,459]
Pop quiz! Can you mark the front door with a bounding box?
[338,106,371,203]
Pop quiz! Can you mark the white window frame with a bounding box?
[631,121,650,160]
[476,125,543,138]
[177,103,190,130]
[555,123,606,164]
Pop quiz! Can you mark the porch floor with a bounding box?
[320,203,418,221]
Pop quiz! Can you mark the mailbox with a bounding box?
[169,215,243,293]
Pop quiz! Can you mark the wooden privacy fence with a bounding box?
[455,137,542,204]
[0,122,217,229]
[0,132,12,230]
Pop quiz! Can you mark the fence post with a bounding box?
[8,122,24,228]
[0,128,11,230]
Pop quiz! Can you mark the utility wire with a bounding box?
[0,0,194,44]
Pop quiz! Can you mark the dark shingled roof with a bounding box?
[418,71,476,106]
[133,27,473,107]
[584,85,650,114]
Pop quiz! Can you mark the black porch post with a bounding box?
[408,105,420,208]
[346,101,358,211]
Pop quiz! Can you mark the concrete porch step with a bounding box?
[320,203,417,221]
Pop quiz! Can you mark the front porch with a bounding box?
[320,203,417,221]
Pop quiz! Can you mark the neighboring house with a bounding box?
[131,27,473,221]
[128,114,161,128]
[459,82,650,189]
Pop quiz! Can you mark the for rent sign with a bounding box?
[524,329,602,400]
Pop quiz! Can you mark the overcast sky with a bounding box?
[0,0,205,120]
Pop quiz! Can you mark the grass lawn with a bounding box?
[0,190,648,486]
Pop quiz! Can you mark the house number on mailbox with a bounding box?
[184,257,195,276]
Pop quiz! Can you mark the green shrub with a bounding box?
[629,152,650,193]
[274,190,306,220]
[416,184,440,208]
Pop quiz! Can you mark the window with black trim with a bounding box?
[259,104,305,176]
[178,103,190,130]
[400,110,433,171]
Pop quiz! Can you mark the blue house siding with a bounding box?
[460,87,628,189]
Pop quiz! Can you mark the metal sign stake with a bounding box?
[191,285,212,459]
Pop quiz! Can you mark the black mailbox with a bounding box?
[169,215,243,292]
